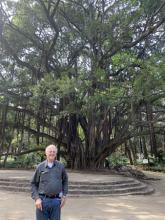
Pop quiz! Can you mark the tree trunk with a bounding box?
[125,141,134,165]
[3,143,10,167]
[146,103,157,157]
[129,139,137,164]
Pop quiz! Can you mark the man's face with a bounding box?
[45,146,57,162]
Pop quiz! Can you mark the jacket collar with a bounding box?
[44,160,56,168]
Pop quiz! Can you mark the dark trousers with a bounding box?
[36,197,61,220]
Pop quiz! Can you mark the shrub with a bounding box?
[107,152,129,167]
[5,153,42,168]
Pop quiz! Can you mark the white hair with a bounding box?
[45,144,58,154]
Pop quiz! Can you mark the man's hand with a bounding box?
[35,198,42,210]
[60,196,66,208]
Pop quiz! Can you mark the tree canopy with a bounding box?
[0,0,165,168]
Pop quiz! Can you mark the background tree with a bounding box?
[0,0,164,168]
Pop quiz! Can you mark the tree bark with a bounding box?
[146,102,157,157]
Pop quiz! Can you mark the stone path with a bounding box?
[0,169,164,220]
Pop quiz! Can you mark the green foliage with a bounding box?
[4,153,42,168]
[56,75,77,97]
[147,163,165,173]
[133,53,165,103]
[0,0,165,168]
[108,152,129,167]
[140,0,164,15]
[112,52,138,70]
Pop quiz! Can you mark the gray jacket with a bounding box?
[31,160,68,200]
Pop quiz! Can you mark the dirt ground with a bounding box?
[0,170,164,220]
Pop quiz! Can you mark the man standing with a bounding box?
[31,144,68,220]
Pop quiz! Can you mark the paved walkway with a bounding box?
[0,169,165,220]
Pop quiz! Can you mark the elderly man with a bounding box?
[31,144,68,220]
